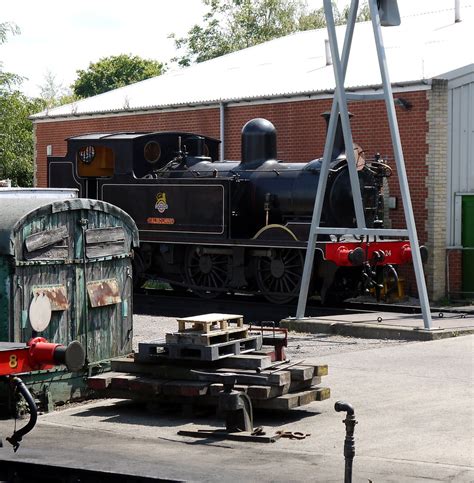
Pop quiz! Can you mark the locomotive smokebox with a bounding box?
[241,118,277,166]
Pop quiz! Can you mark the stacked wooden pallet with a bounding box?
[87,313,330,411]
[137,314,262,362]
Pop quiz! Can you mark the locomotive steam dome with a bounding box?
[241,118,277,165]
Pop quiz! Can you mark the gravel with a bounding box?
[132,314,412,357]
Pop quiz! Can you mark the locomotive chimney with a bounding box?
[241,118,277,166]
[321,111,352,160]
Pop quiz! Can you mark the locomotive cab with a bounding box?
[48,132,221,195]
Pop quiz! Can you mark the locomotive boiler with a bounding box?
[47,115,418,304]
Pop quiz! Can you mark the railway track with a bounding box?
[133,289,442,324]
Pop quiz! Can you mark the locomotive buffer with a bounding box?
[296,0,433,329]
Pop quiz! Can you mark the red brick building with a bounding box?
[32,6,474,301]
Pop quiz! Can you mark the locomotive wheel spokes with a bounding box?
[256,248,304,304]
[185,246,230,299]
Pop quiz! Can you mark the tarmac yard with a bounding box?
[0,317,473,482]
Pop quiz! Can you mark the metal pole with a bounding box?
[368,0,433,329]
[296,0,359,319]
[219,102,225,161]
[323,0,366,229]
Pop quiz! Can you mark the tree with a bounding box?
[0,20,42,187]
[0,92,44,186]
[171,0,371,67]
[72,54,165,99]
[39,70,76,108]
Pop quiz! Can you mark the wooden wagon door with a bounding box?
[77,224,133,363]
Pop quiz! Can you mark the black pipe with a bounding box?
[335,400,357,483]
[6,376,38,452]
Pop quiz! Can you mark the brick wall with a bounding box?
[35,90,441,297]
[426,79,449,301]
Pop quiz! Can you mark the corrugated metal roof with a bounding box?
[32,4,474,120]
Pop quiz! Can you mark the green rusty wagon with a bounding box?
[0,188,139,410]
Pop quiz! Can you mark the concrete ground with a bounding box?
[0,331,473,481]
[282,310,474,340]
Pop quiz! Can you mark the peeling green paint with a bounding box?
[0,258,12,340]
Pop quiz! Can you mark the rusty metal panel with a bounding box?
[14,264,73,344]
[32,285,69,311]
[8,252,134,397]
[86,279,121,308]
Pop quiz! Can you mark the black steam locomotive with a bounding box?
[47,115,414,304]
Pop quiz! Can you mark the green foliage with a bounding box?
[0,21,20,45]
[171,0,305,67]
[0,91,45,187]
[0,20,41,187]
[72,54,165,99]
[340,1,371,24]
[171,0,371,67]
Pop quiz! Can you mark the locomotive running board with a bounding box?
[296,0,433,329]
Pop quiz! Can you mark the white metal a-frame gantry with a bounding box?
[295,0,433,329]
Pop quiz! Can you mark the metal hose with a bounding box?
[6,376,38,452]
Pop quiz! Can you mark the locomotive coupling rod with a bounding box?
[335,400,358,483]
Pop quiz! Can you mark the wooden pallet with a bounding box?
[138,334,262,362]
[176,313,244,333]
[166,326,249,346]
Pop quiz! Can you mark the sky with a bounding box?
[0,0,461,98]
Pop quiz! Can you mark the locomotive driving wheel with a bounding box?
[185,245,231,299]
[255,248,304,304]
